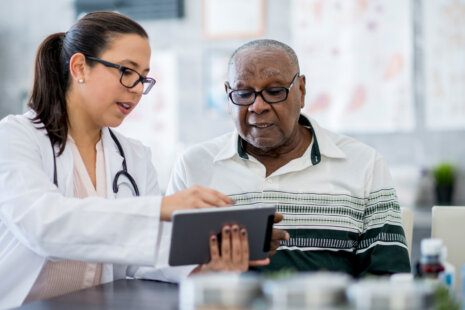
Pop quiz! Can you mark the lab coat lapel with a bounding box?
[98,129,129,282]
[54,143,74,197]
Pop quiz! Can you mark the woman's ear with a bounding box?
[69,53,87,84]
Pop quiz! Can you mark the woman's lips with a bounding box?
[116,102,134,115]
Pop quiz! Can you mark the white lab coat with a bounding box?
[0,111,164,308]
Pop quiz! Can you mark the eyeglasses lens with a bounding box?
[120,69,153,95]
[231,87,287,105]
[262,88,287,102]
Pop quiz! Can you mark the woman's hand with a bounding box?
[160,185,233,221]
[192,224,268,273]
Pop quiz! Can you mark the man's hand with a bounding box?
[269,212,290,257]
[161,185,233,221]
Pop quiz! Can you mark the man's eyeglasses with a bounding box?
[85,56,156,95]
[226,73,300,106]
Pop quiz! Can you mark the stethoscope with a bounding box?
[50,128,140,196]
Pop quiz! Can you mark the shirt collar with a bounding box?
[214,131,242,162]
[214,114,346,163]
[300,114,346,161]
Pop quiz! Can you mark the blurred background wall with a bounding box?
[0,0,464,215]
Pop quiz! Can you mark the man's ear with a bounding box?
[298,75,306,109]
[69,53,87,83]
[225,82,232,115]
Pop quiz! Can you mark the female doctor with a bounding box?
[0,12,254,308]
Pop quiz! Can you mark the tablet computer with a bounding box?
[169,204,276,266]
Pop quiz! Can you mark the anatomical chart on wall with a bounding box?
[291,0,414,133]
[424,0,465,130]
[205,51,231,117]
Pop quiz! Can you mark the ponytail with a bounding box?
[28,32,69,155]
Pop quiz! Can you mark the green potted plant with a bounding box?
[432,162,456,205]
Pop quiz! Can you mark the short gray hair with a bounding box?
[228,39,300,73]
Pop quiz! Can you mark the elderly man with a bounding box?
[166,39,410,276]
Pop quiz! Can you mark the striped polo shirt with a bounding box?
[166,115,410,276]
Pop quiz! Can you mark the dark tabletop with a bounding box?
[14,279,179,310]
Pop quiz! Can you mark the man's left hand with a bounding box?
[269,213,290,257]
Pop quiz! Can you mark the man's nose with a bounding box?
[248,92,270,114]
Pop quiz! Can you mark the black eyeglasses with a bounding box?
[226,73,300,106]
[86,56,156,95]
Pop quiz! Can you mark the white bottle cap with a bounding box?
[440,246,447,261]
[421,238,443,256]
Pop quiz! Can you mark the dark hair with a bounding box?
[28,11,148,155]
[228,39,300,74]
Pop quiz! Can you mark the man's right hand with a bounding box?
[160,185,233,221]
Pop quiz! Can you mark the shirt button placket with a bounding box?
[264,177,274,191]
